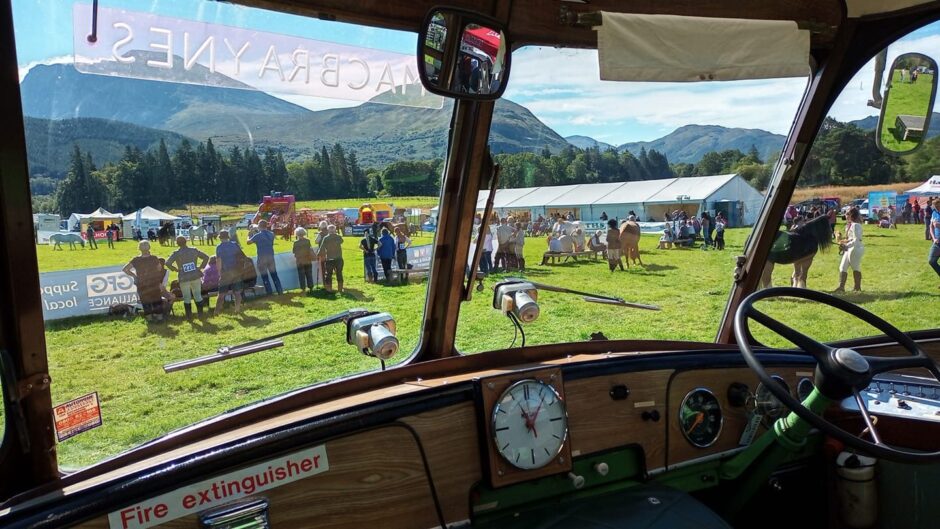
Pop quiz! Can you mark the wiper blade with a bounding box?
[163,309,371,373]
[582,296,660,310]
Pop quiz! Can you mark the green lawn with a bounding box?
[21,223,940,468]
[880,70,934,152]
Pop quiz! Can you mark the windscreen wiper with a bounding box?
[164,309,398,373]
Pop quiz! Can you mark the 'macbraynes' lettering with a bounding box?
[74,6,441,108]
[108,446,329,529]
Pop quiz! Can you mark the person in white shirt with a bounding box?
[495,217,514,270]
[835,208,865,292]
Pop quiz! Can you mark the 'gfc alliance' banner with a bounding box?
[40,252,319,321]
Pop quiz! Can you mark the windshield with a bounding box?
[751,20,940,347]
[456,46,808,351]
[13,0,447,468]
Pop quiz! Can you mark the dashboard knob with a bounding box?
[568,472,585,489]
[727,382,750,407]
[594,462,609,476]
[642,410,661,422]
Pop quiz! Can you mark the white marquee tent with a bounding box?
[431,174,764,226]
[473,174,765,226]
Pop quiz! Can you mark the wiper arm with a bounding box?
[503,278,660,310]
[164,309,371,373]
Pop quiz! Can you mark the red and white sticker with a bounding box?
[108,445,329,529]
[53,392,102,441]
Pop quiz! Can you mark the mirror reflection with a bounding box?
[421,10,508,99]
[877,53,938,154]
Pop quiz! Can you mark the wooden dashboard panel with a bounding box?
[666,367,809,468]
[565,370,672,472]
[75,404,481,529]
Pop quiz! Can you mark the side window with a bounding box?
[752,21,940,346]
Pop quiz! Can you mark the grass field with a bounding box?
[166,196,439,223]
[23,223,940,468]
[880,70,934,152]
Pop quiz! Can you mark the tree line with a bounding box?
[45,139,443,216]
[37,115,929,217]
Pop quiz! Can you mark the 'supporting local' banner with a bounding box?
[40,251,319,321]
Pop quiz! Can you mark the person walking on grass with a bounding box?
[214,231,243,314]
[834,207,865,292]
[86,224,98,249]
[165,235,209,320]
[106,225,115,249]
[319,225,345,293]
[248,219,283,295]
[606,219,624,271]
[929,199,940,286]
[292,227,315,293]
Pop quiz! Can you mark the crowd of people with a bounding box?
[657,210,727,250]
[119,219,416,323]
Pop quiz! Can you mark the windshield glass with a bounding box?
[751,21,940,347]
[455,46,808,351]
[14,0,447,468]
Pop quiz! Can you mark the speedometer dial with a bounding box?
[679,388,723,448]
[755,375,791,420]
[492,379,568,470]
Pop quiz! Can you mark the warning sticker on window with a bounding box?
[53,392,103,441]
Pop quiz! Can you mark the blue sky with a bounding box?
[13,0,940,145]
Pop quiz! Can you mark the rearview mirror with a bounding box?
[418,8,510,100]
[876,52,938,155]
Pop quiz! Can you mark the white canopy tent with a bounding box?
[121,206,181,235]
[67,208,123,232]
[907,175,940,196]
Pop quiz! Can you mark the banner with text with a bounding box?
[73,6,443,109]
[40,251,319,321]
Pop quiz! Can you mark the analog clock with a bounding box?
[491,379,568,470]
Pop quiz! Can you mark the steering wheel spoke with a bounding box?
[853,389,883,445]
[867,354,934,375]
[749,308,832,358]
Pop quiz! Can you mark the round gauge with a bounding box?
[492,379,568,470]
[679,388,723,448]
[755,375,791,420]
[797,377,815,402]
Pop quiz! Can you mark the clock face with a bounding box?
[491,379,568,470]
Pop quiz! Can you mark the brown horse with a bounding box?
[619,221,643,267]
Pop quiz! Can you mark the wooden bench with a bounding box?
[541,250,600,265]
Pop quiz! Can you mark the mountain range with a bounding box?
[22,56,830,177]
[20,58,570,172]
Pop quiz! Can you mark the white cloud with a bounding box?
[503,47,808,143]
[18,55,75,81]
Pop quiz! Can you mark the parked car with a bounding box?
[841,198,866,215]
[235,213,256,228]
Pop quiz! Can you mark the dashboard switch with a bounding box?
[568,472,585,489]
[594,462,609,476]
[642,410,661,422]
